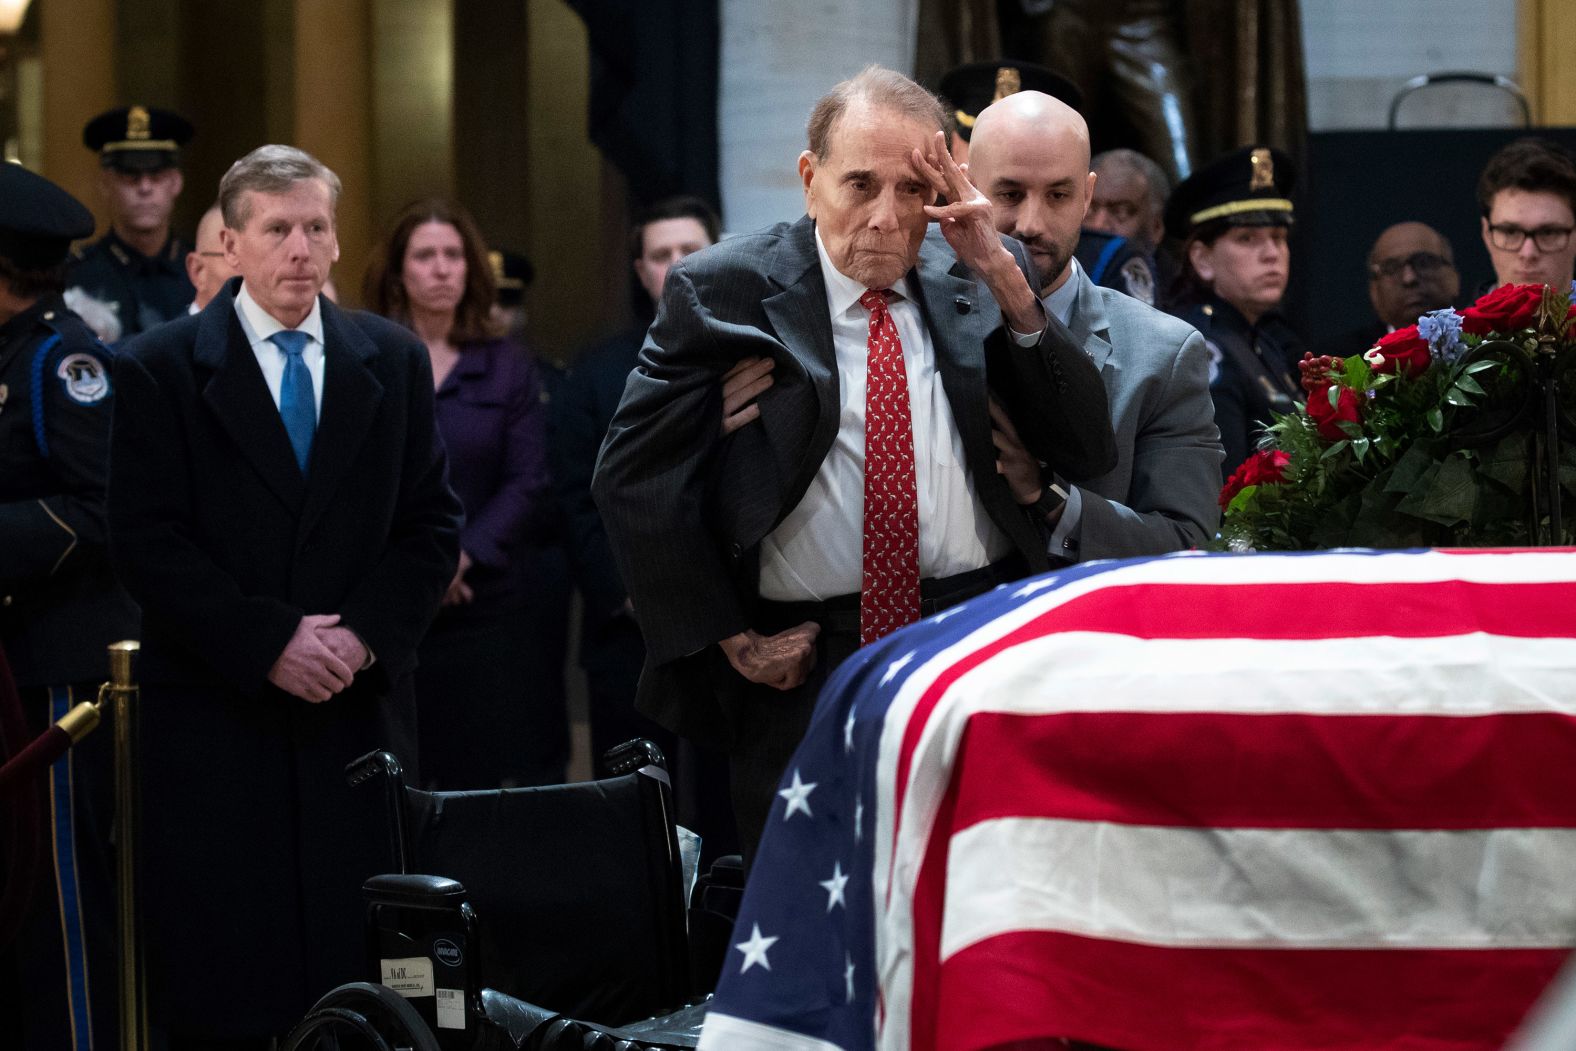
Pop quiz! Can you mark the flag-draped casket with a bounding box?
[698,549,1576,1051]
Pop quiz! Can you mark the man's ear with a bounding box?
[1080,169,1097,224]
[185,251,202,288]
[220,225,241,268]
[799,150,817,218]
[170,169,185,198]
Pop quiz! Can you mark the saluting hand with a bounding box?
[268,614,355,703]
[914,131,1047,335]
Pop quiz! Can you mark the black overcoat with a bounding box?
[107,279,461,1037]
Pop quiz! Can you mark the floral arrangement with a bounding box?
[1218,282,1576,551]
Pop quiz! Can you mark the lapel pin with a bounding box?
[954,297,971,315]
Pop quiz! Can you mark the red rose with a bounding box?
[1304,381,1363,441]
[1367,325,1431,375]
[1460,283,1545,335]
[1219,450,1291,509]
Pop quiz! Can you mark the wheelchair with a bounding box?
[282,740,744,1051]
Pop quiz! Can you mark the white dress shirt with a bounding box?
[757,231,1014,601]
[234,283,326,420]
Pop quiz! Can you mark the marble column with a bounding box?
[717,0,918,235]
[40,0,116,231]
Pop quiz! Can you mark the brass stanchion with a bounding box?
[98,640,145,1051]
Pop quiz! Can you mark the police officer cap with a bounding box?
[82,104,194,173]
[489,249,535,309]
[940,61,1083,142]
[1165,144,1296,240]
[0,162,95,271]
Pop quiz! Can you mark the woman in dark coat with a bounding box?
[365,198,565,787]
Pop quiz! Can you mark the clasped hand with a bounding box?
[267,613,368,703]
[719,622,821,691]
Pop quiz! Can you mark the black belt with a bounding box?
[755,559,1023,637]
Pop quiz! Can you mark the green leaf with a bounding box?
[1321,440,1350,460]
[1426,407,1444,433]
[1395,451,1477,526]
[1352,437,1371,463]
[1454,373,1487,396]
[1461,359,1499,376]
[1444,388,1474,407]
[1384,445,1438,495]
[1225,485,1259,514]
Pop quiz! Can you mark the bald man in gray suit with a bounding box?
[967,90,1222,563]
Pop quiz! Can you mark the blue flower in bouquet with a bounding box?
[1418,308,1465,364]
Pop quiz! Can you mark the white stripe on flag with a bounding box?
[940,632,1576,718]
[697,1012,849,1051]
[943,819,1576,959]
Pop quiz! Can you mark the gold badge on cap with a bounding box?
[127,105,151,141]
[993,67,1022,104]
[1249,147,1274,191]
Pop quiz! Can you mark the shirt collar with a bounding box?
[814,225,913,317]
[1042,257,1082,327]
[234,281,325,348]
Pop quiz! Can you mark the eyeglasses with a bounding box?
[1486,223,1575,253]
[1368,251,1455,282]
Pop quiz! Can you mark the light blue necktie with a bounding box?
[269,330,316,474]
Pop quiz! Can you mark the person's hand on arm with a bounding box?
[441,549,475,606]
[915,131,1046,336]
[989,398,1064,526]
[268,614,355,702]
[720,356,775,436]
[718,622,821,691]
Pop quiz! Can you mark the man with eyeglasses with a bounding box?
[1321,222,1460,358]
[1477,137,1576,294]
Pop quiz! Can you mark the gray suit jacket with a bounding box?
[1059,266,1223,561]
[593,216,1115,745]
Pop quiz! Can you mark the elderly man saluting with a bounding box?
[108,145,461,1047]
[594,66,1115,860]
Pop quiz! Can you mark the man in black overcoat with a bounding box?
[107,145,461,1046]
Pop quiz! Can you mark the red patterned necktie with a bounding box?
[858,288,921,647]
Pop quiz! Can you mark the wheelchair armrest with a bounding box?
[363,873,468,910]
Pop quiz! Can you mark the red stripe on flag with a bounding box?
[895,580,1576,841]
[950,711,1576,831]
[931,930,1568,1051]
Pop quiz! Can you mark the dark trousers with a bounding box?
[5,684,118,1051]
[727,561,1019,865]
[415,606,567,789]
[585,614,739,865]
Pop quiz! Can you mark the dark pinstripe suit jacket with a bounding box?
[592,216,1114,746]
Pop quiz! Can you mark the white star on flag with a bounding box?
[778,769,817,820]
[844,708,857,753]
[930,605,962,622]
[879,649,916,687]
[734,923,779,974]
[854,795,864,843]
[1014,576,1062,598]
[819,861,850,912]
[845,952,856,1003]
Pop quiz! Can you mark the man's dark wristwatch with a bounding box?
[1033,477,1071,520]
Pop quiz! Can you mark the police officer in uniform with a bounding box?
[940,61,1161,306]
[65,105,195,344]
[0,163,138,1051]
[1165,145,1303,479]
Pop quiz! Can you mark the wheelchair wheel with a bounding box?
[280,981,442,1051]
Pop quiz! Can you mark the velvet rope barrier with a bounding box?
[0,644,46,950]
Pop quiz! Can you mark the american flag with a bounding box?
[697,548,1576,1051]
